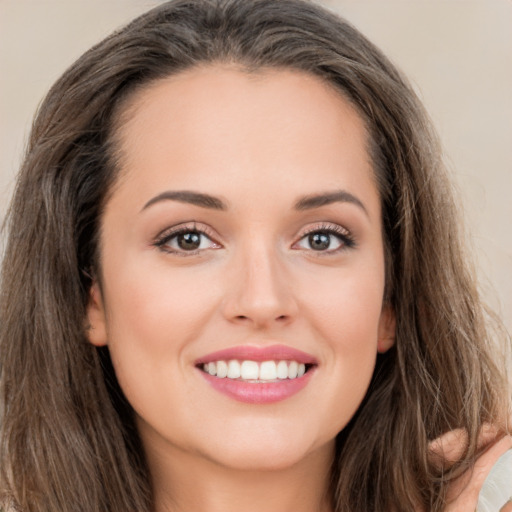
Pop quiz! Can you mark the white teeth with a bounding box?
[207,362,216,376]
[227,360,241,379]
[288,361,298,379]
[259,360,277,380]
[240,360,259,380]
[216,360,228,378]
[201,359,310,381]
[276,360,289,379]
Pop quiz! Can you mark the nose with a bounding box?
[221,241,298,329]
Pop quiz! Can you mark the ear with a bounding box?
[377,304,396,353]
[85,281,108,347]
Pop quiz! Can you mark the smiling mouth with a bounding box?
[198,359,315,382]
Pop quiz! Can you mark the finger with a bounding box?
[429,428,467,467]
[446,435,512,505]
[429,424,504,470]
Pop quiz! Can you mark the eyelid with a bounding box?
[299,222,351,239]
[292,222,356,253]
[153,221,221,254]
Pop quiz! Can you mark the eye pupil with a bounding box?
[309,232,330,250]
[177,232,201,250]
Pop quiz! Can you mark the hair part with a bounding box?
[1,1,509,511]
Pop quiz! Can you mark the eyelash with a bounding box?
[153,222,220,256]
[153,222,355,256]
[294,223,356,254]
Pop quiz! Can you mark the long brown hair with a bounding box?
[1,1,509,510]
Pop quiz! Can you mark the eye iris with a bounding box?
[177,232,201,250]
[309,232,330,250]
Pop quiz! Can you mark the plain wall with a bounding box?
[1,0,511,332]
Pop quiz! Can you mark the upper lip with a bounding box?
[195,344,318,365]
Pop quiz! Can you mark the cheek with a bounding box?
[298,264,384,428]
[105,256,220,342]
[101,258,222,393]
[302,259,385,348]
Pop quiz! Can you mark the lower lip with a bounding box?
[198,369,314,404]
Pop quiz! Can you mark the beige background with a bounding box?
[1,1,511,332]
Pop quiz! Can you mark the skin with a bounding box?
[87,66,393,512]
[429,426,512,511]
[86,66,510,511]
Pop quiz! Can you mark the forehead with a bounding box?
[109,65,378,213]
[115,66,370,156]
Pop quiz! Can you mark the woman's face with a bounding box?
[87,66,394,472]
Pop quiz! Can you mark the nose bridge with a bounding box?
[223,234,296,326]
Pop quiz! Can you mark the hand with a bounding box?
[500,501,512,512]
[429,425,512,511]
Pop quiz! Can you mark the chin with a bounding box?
[199,426,334,473]
[206,445,318,472]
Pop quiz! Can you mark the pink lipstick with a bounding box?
[195,344,317,404]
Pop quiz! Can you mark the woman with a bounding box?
[0,0,510,511]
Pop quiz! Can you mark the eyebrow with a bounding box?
[294,190,368,216]
[141,189,367,216]
[142,190,227,212]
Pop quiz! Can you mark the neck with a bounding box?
[143,430,334,512]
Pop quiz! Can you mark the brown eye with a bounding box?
[177,232,202,250]
[308,232,331,251]
[296,230,343,252]
[155,226,221,255]
[293,225,355,254]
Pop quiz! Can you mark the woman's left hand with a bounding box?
[429,425,512,511]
